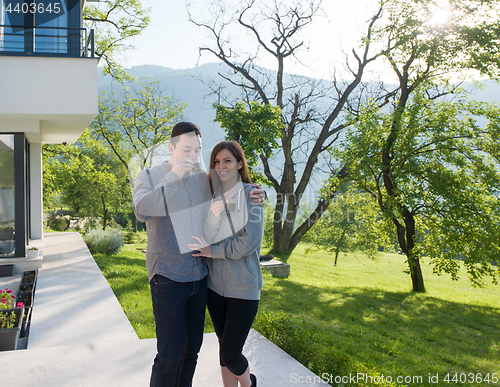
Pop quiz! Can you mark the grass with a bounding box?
[93,237,500,386]
[93,236,215,337]
[259,244,500,385]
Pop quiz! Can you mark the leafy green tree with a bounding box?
[0,144,14,188]
[84,0,151,81]
[89,79,187,230]
[335,0,500,292]
[337,88,500,291]
[303,192,386,265]
[214,101,284,185]
[43,131,129,229]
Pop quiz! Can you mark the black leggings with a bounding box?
[207,288,259,376]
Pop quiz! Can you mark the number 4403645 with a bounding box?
[6,2,61,14]
[444,373,498,384]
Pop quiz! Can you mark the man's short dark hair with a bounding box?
[170,122,201,147]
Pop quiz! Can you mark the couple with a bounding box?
[132,122,265,387]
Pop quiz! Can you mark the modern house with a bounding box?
[0,0,98,268]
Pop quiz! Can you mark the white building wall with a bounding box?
[0,56,99,143]
[30,142,43,240]
[0,55,98,244]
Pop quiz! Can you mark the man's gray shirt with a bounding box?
[133,161,211,282]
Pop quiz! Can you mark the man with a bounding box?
[133,122,265,387]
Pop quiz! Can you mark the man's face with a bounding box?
[168,133,202,163]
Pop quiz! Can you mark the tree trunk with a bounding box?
[334,225,349,266]
[393,208,426,292]
[396,226,426,292]
[271,198,285,253]
[102,208,108,230]
[271,191,300,256]
[404,210,425,292]
[408,253,425,292]
[101,193,108,230]
[132,213,138,233]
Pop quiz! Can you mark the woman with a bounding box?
[188,140,264,387]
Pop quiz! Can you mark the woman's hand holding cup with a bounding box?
[211,200,225,218]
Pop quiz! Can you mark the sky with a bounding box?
[118,0,384,81]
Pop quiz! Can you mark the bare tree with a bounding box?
[189,0,384,255]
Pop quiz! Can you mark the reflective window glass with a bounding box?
[0,135,15,257]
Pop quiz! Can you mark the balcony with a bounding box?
[0,25,94,58]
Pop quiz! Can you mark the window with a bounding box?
[0,135,15,257]
[0,133,28,259]
[0,0,82,56]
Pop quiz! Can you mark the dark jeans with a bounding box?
[207,288,259,376]
[149,274,207,387]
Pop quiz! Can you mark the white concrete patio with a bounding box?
[0,232,329,386]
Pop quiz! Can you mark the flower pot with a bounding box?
[15,292,33,307]
[0,264,13,277]
[20,306,31,338]
[19,284,34,294]
[26,249,39,259]
[21,270,37,285]
[0,307,23,351]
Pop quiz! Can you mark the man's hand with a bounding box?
[250,183,266,206]
[171,157,194,178]
[188,236,212,257]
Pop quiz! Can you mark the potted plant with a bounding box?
[0,306,24,351]
[15,292,33,308]
[26,247,38,259]
[21,270,37,285]
[19,284,34,294]
[0,288,16,309]
[0,289,23,351]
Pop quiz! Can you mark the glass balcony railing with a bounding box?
[0,25,94,58]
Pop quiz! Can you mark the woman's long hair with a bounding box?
[208,141,252,195]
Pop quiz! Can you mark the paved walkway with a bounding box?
[0,232,329,386]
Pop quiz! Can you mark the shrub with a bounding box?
[124,230,141,244]
[84,227,124,255]
[123,220,142,244]
[254,311,314,363]
[253,311,399,387]
[80,217,101,235]
[262,203,274,248]
[46,215,70,231]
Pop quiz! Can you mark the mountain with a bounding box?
[97,63,229,158]
[97,64,500,200]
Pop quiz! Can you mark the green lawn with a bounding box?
[93,239,215,337]
[261,244,500,386]
[94,238,500,386]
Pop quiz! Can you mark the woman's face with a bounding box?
[214,148,242,184]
